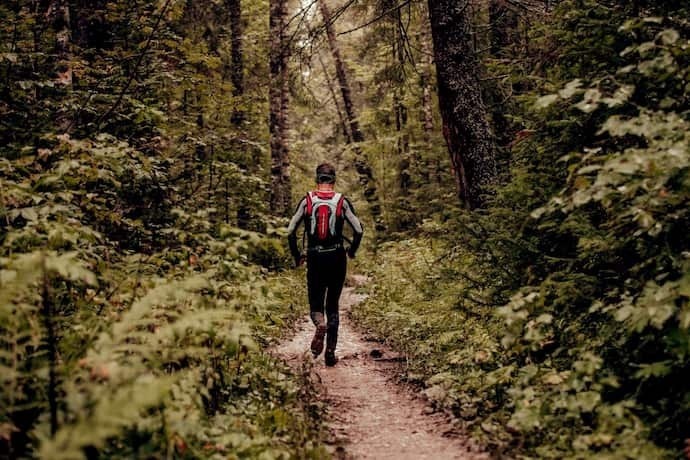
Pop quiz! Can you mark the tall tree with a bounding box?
[269,0,291,216]
[387,0,411,194]
[420,22,435,143]
[318,0,386,232]
[427,0,497,209]
[418,10,437,183]
[318,54,352,144]
[50,0,72,131]
[227,0,245,125]
[226,0,254,228]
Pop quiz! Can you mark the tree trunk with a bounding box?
[420,24,435,141]
[419,15,437,183]
[227,0,253,228]
[427,0,497,209]
[227,0,245,125]
[269,0,291,216]
[49,0,72,131]
[318,0,386,232]
[390,2,410,194]
[318,54,351,144]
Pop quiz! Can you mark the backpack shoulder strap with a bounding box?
[335,193,345,217]
[305,192,314,215]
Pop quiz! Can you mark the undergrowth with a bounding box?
[352,239,513,452]
[354,2,690,458]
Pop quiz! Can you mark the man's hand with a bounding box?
[296,255,306,267]
[347,248,356,259]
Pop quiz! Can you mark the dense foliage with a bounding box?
[0,1,326,458]
[353,0,690,458]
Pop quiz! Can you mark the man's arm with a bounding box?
[343,198,363,258]
[287,198,307,266]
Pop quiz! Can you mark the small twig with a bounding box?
[481,74,510,81]
[338,0,415,36]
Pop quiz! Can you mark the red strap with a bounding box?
[336,195,345,217]
[305,192,313,215]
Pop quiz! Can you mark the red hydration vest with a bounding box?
[305,191,345,242]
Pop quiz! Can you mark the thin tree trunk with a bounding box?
[391,2,410,194]
[49,0,72,132]
[225,0,253,227]
[225,0,256,225]
[228,0,245,125]
[427,0,497,209]
[419,15,436,183]
[269,0,291,216]
[318,54,351,144]
[420,24,434,140]
[51,0,71,86]
[318,0,386,232]
[319,0,363,143]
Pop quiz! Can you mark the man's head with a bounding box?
[316,162,336,184]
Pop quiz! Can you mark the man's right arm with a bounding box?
[287,197,307,266]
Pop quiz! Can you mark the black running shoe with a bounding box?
[325,349,338,367]
[311,325,327,357]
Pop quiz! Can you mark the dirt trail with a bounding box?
[272,275,487,460]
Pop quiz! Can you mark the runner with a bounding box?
[287,163,364,366]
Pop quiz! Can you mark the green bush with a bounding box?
[353,2,689,458]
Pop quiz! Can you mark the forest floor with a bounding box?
[272,275,487,459]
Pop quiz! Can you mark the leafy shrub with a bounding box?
[354,2,689,458]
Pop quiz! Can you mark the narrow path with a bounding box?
[272,275,487,460]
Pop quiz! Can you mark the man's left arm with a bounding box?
[343,198,363,258]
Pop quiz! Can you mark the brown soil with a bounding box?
[272,275,487,460]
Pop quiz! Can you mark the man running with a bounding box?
[287,163,364,366]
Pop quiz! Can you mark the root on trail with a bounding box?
[271,275,487,460]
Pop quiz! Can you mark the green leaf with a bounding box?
[634,361,672,380]
[558,79,583,99]
[536,94,559,108]
[657,29,680,45]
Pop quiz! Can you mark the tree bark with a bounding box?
[319,0,386,232]
[427,0,497,209]
[227,0,245,125]
[269,0,291,216]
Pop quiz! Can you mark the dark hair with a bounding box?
[315,162,336,184]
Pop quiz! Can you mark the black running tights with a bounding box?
[307,249,347,351]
